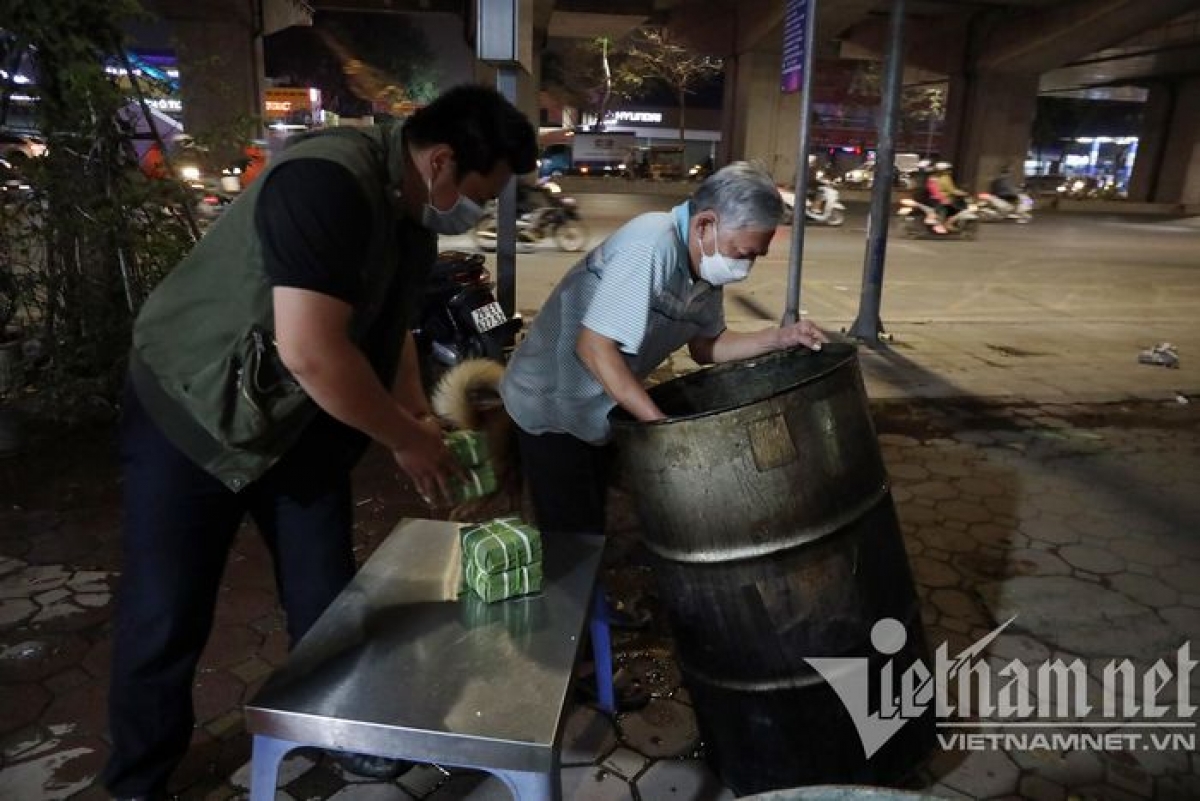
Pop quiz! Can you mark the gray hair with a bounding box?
[689,161,784,230]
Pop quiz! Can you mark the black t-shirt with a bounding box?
[254,158,406,487]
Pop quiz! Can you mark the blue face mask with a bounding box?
[422,170,485,235]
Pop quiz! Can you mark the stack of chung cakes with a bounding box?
[460,518,543,603]
[444,430,497,503]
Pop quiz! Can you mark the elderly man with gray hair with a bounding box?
[500,161,828,535]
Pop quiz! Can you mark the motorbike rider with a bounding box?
[911,159,948,235]
[931,161,969,230]
[990,165,1021,206]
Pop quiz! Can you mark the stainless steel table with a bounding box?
[244,518,607,801]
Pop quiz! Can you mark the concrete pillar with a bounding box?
[720,47,802,184]
[1138,77,1200,206]
[152,0,264,161]
[942,71,1039,192]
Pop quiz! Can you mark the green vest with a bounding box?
[130,125,435,492]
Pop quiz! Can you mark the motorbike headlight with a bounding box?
[180,165,201,182]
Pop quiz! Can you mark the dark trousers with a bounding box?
[102,386,357,797]
[516,426,609,535]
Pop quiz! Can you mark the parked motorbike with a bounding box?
[976,192,1033,223]
[472,182,588,252]
[897,198,980,240]
[412,251,522,388]
[778,181,847,226]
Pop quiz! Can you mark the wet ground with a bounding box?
[1,394,1197,800]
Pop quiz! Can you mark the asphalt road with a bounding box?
[442,194,1200,333]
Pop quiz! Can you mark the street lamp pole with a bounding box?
[848,0,906,343]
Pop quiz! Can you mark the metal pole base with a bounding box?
[846,316,889,345]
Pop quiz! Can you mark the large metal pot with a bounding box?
[611,344,933,795]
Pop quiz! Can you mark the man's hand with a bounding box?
[774,319,829,352]
[391,424,461,507]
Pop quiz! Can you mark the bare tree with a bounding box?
[542,37,640,128]
[616,27,723,148]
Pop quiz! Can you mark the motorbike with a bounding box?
[897,197,980,240]
[976,191,1033,224]
[778,181,847,226]
[412,250,522,388]
[472,182,589,252]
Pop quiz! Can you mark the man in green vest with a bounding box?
[102,84,537,801]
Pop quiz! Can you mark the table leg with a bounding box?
[590,586,616,714]
[249,734,301,801]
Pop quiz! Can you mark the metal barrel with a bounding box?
[610,344,934,795]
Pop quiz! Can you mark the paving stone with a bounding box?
[1107,573,1179,609]
[0,565,70,600]
[985,632,1052,665]
[1157,607,1200,643]
[1012,753,1104,786]
[1072,783,1145,801]
[560,765,637,800]
[910,481,958,502]
[634,759,733,800]
[888,463,930,481]
[929,588,987,624]
[34,588,71,607]
[327,783,410,800]
[1018,774,1065,801]
[965,522,1012,548]
[1058,545,1125,575]
[1019,518,1081,546]
[229,656,275,688]
[230,752,316,790]
[1107,538,1179,568]
[0,740,96,800]
[919,528,978,555]
[938,500,993,525]
[1155,773,1200,801]
[1127,747,1191,779]
[1001,548,1071,577]
[0,557,25,578]
[933,749,1020,797]
[1157,562,1200,595]
[977,576,1176,659]
[951,550,1008,582]
[600,746,648,781]
[73,593,109,608]
[1104,754,1155,798]
[29,600,83,625]
[618,698,699,759]
[910,556,961,589]
[879,434,920,448]
[0,598,36,625]
[927,460,974,479]
[562,704,618,766]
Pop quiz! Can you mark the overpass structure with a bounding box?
[148,0,1200,204]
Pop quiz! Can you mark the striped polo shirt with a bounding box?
[501,201,726,444]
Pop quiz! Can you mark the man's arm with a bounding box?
[273,287,457,502]
[689,319,827,364]
[576,327,666,423]
[391,330,439,428]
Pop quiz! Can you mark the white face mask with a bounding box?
[422,168,485,235]
[697,220,752,286]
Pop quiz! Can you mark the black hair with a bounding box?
[404,84,538,178]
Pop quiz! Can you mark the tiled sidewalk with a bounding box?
[1,397,1198,800]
